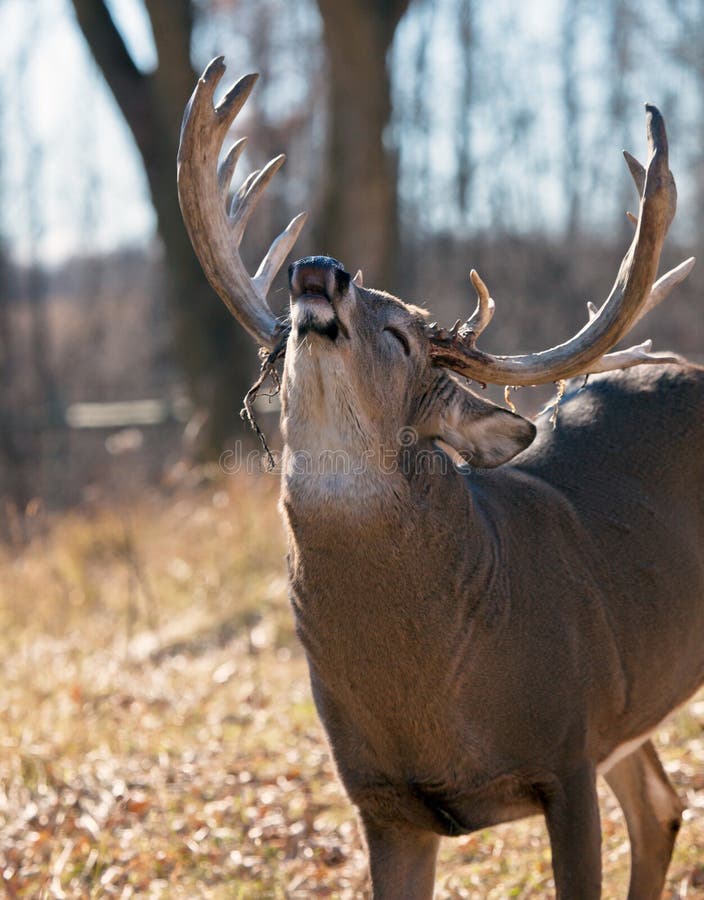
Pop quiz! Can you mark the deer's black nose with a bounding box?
[288,256,351,301]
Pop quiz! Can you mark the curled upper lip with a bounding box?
[289,260,352,340]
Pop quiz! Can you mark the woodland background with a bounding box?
[1,0,704,519]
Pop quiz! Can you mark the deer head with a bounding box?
[177,58,693,474]
[282,254,536,475]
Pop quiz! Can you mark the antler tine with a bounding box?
[464,269,496,338]
[186,58,258,138]
[231,155,285,239]
[586,340,680,373]
[218,137,247,195]
[623,149,646,196]
[230,169,259,217]
[185,56,226,116]
[254,212,308,298]
[428,104,690,386]
[177,58,306,350]
[633,256,695,326]
[585,256,695,329]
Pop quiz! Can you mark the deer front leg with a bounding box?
[603,740,684,900]
[543,763,602,900]
[361,815,440,900]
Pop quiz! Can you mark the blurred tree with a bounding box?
[0,43,24,516]
[666,0,704,236]
[561,0,581,237]
[314,0,410,287]
[69,0,255,449]
[1,18,58,517]
[607,0,638,241]
[0,254,29,519]
[455,0,475,219]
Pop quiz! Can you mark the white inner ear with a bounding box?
[435,395,535,468]
[414,374,535,468]
[449,412,531,467]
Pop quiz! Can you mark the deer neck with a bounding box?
[280,443,495,609]
[279,359,496,602]
[279,450,503,725]
[280,360,406,510]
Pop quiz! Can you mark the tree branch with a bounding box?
[69,0,149,138]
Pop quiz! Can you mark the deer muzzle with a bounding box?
[288,256,351,341]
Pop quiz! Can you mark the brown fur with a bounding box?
[280,262,704,899]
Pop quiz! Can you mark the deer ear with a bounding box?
[416,374,536,468]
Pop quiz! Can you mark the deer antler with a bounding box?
[428,105,695,385]
[177,57,306,350]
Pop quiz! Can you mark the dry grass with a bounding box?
[0,473,702,898]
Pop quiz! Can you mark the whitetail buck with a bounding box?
[178,58,702,899]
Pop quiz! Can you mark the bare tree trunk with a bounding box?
[456,0,475,219]
[315,0,410,289]
[666,0,704,238]
[561,0,581,238]
[607,0,636,242]
[0,267,30,520]
[70,0,256,449]
[0,33,29,523]
[2,22,61,513]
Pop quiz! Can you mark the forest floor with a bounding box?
[1,472,703,898]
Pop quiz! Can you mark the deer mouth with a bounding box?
[294,300,341,342]
[289,256,351,342]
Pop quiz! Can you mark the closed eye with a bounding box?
[384,326,410,356]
